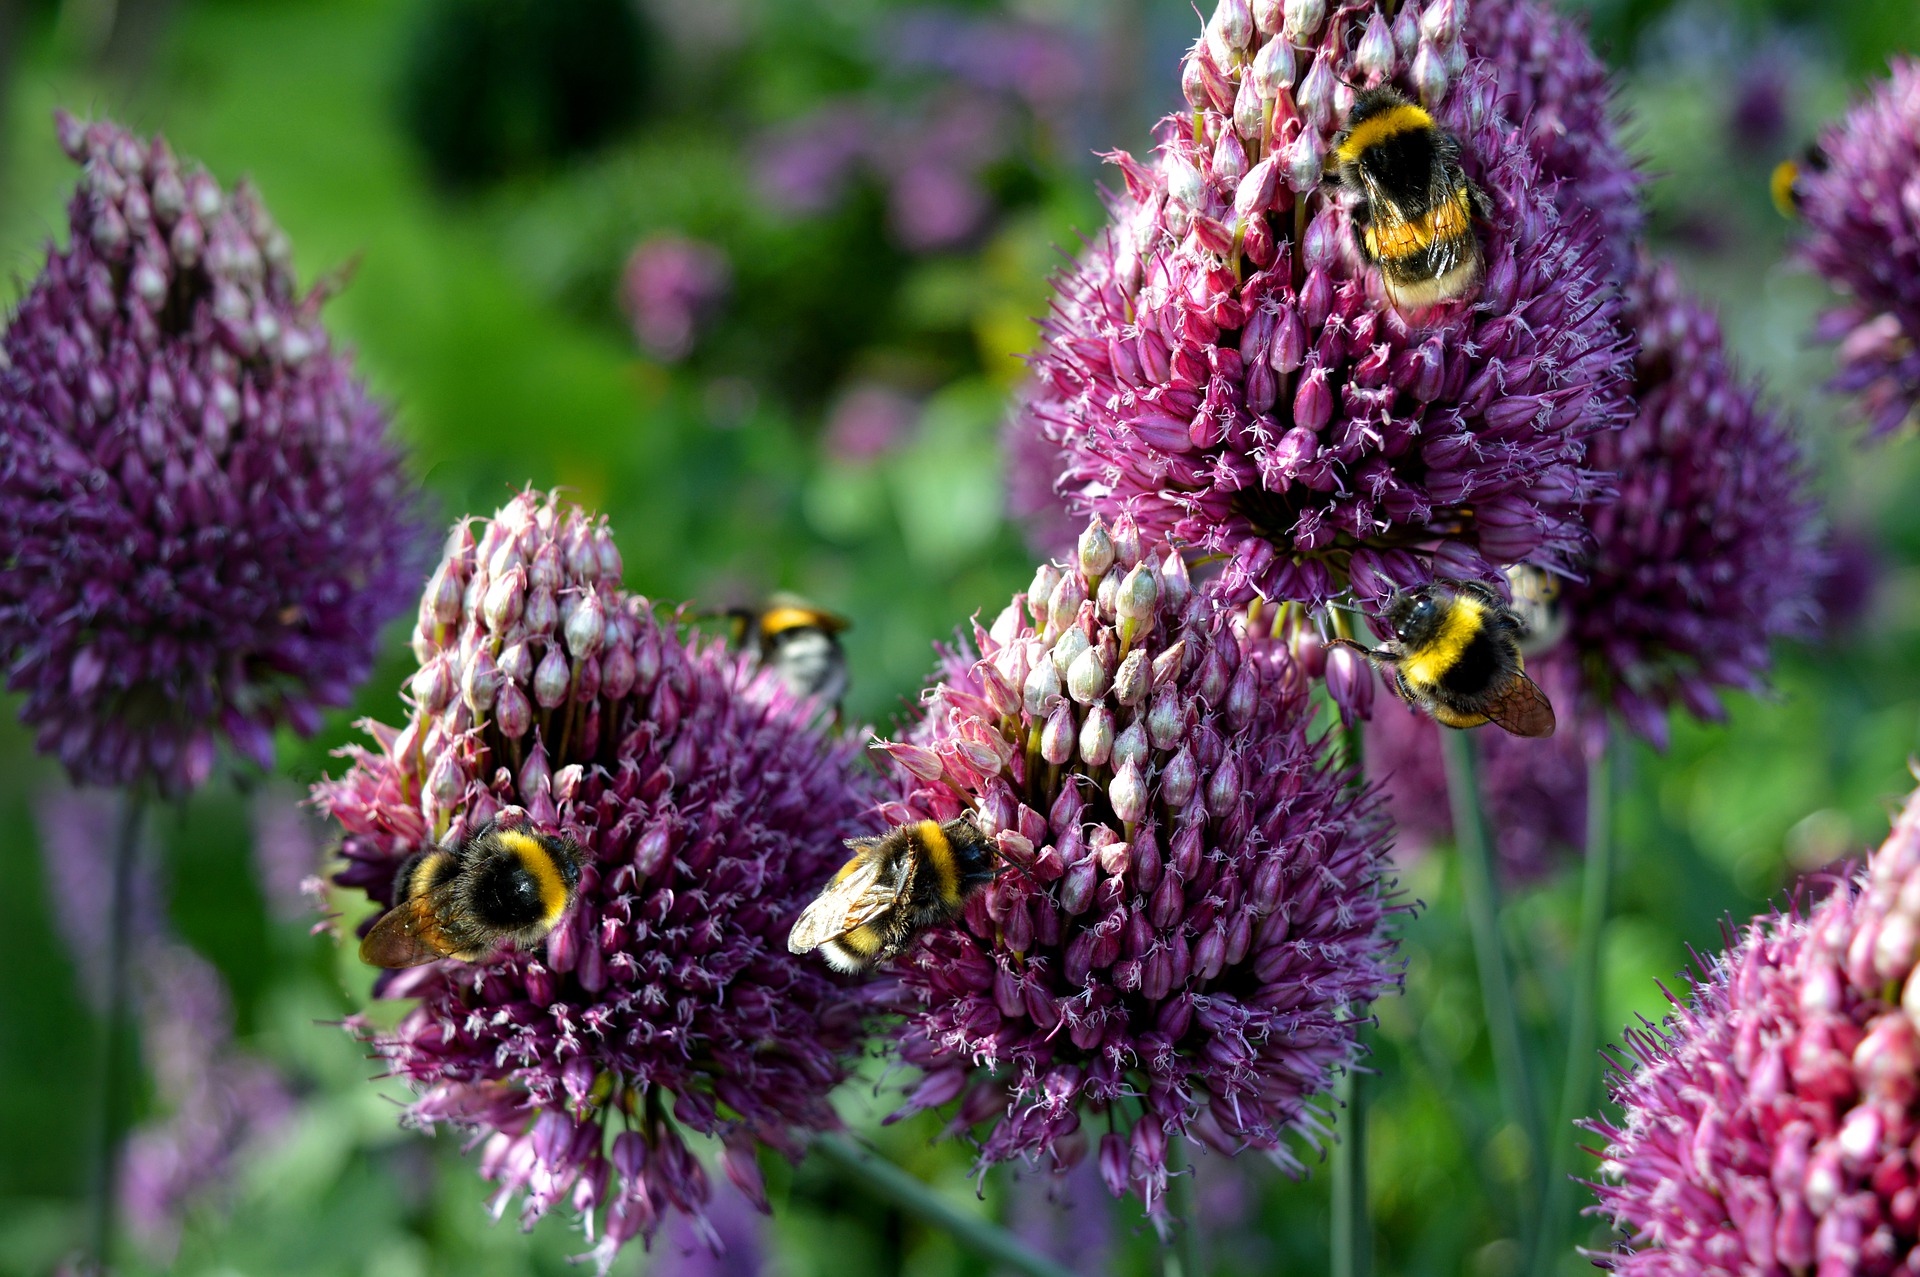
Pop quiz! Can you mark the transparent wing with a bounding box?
[1483,670,1557,738]
[788,852,908,953]
[359,886,461,968]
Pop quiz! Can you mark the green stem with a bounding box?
[810,1135,1079,1277]
[1535,736,1616,1272]
[1165,1137,1204,1277]
[87,788,147,1267]
[1332,1064,1369,1277]
[1440,730,1545,1231]
[1333,718,1369,1277]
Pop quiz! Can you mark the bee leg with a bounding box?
[1466,179,1494,221]
[1346,204,1379,264]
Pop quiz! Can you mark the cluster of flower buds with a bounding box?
[1590,777,1920,1272]
[1798,56,1920,439]
[872,515,1398,1217]
[315,490,879,1270]
[1008,0,1633,613]
[0,112,422,794]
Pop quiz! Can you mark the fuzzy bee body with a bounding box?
[1334,580,1556,738]
[730,593,850,709]
[359,824,586,968]
[1770,143,1828,219]
[1323,87,1487,312]
[788,817,995,972]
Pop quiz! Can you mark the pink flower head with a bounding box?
[313,490,879,1270]
[872,515,1399,1220]
[1009,0,1634,614]
[1588,778,1920,1272]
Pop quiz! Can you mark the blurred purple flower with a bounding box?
[1556,262,1822,747]
[650,1178,768,1277]
[1011,6,1632,613]
[874,516,1399,1222]
[35,786,160,1007]
[1466,0,1645,269]
[1816,528,1881,639]
[313,490,879,1270]
[1798,57,1920,438]
[249,783,326,920]
[891,9,1086,115]
[1587,779,1920,1272]
[824,380,920,464]
[1003,403,1086,562]
[121,942,297,1259]
[1727,52,1793,154]
[34,784,294,1258]
[0,113,425,796]
[621,235,732,362]
[755,104,873,215]
[1366,656,1588,882]
[1005,1157,1114,1275]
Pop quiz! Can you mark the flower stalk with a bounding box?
[87,787,147,1266]
[810,1136,1079,1277]
[1439,730,1544,1229]
[1536,735,1615,1268]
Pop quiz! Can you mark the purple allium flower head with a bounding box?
[871,516,1400,1220]
[1365,655,1588,882]
[0,113,424,796]
[1798,58,1920,438]
[1008,1,1634,614]
[824,380,919,464]
[121,941,297,1258]
[1464,0,1644,269]
[1586,778,1920,1272]
[620,235,732,363]
[1554,263,1823,748]
[312,489,879,1270]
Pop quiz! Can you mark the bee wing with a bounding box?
[359,886,462,968]
[1483,670,1558,738]
[788,852,907,954]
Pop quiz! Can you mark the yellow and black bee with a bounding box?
[359,823,585,968]
[787,817,996,972]
[1331,579,1556,738]
[1323,86,1488,312]
[1770,143,1828,219]
[1504,563,1568,657]
[728,594,850,710]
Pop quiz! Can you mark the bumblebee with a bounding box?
[1503,563,1568,657]
[359,823,585,968]
[788,817,995,972]
[1331,580,1556,738]
[728,593,850,709]
[1770,143,1828,219]
[1323,86,1488,312]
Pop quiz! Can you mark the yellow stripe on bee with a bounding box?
[918,820,960,905]
[1363,189,1472,262]
[1770,159,1803,219]
[1399,595,1485,692]
[840,925,883,955]
[497,830,570,922]
[1335,103,1436,166]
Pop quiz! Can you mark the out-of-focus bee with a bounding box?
[1770,143,1828,219]
[359,823,585,968]
[1331,579,1556,738]
[788,817,995,972]
[1323,85,1489,312]
[728,593,850,711]
[1504,563,1568,657]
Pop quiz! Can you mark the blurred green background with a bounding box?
[3,0,1920,1274]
